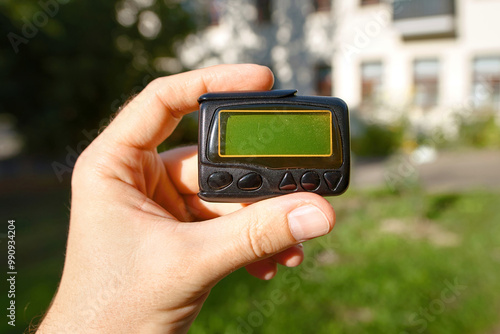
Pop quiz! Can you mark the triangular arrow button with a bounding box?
[279,172,297,191]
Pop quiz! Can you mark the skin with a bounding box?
[36,64,335,333]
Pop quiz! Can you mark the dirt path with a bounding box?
[351,149,500,192]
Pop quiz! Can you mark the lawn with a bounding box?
[190,189,500,334]
[1,185,499,334]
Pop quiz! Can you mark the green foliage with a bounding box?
[456,114,500,149]
[351,121,406,157]
[0,0,196,156]
[425,193,461,220]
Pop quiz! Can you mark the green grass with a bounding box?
[1,186,500,333]
[191,189,500,334]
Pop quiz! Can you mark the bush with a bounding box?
[351,121,406,157]
[457,114,500,149]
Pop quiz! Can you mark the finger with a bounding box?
[191,192,335,282]
[151,170,194,222]
[102,64,274,150]
[271,244,304,267]
[245,244,303,280]
[160,146,251,221]
[160,145,248,219]
[245,259,277,280]
[160,146,198,195]
[184,194,245,220]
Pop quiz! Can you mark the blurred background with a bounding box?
[1,0,500,333]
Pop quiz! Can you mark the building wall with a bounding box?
[334,0,500,113]
[179,0,500,133]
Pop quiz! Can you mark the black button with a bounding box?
[279,172,297,191]
[208,172,233,190]
[238,173,263,191]
[301,172,320,191]
[324,172,342,190]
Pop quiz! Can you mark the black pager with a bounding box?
[198,89,350,203]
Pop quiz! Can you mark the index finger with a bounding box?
[160,146,247,219]
[103,64,274,150]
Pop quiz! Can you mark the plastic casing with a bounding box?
[198,89,350,202]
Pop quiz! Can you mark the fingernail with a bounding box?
[263,270,276,280]
[288,205,331,242]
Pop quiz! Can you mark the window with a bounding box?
[361,62,383,106]
[472,57,500,111]
[315,64,332,96]
[393,0,455,20]
[392,0,456,39]
[361,0,381,6]
[413,59,439,108]
[313,0,331,12]
[257,0,272,24]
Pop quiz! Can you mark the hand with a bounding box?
[37,64,335,333]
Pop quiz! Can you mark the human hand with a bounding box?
[37,64,335,333]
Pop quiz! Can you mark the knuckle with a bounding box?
[71,149,90,181]
[147,76,163,90]
[245,215,277,259]
[71,145,108,188]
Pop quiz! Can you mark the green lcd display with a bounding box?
[218,110,332,157]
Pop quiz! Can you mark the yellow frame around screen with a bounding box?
[218,110,333,157]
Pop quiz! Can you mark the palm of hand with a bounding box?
[38,65,333,334]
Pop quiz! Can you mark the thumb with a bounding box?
[195,193,335,281]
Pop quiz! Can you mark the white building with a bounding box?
[179,0,500,133]
[179,0,335,95]
[334,0,500,133]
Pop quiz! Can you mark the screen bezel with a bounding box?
[206,105,343,169]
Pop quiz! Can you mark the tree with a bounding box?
[0,0,196,157]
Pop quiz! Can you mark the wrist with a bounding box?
[37,294,190,334]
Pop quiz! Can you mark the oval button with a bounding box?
[208,172,233,190]
[301,172,320,191]
[238,173,263,191]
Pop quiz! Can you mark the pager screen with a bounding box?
[218,110,332,157]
